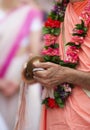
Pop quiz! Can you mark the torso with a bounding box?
[61,1,90,97]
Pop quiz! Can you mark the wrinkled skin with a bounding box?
[33,62,70,88]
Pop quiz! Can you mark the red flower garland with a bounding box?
[45,18,61,28]
[42,0,90,109]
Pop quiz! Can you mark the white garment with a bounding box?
[0,10,6,19]
[0,9,42,48]
[0,8,42,130]
[0,115,8,130]
[25,83,41,130]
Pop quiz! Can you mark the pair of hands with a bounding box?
[33,62,71,88]
[0,79,19,97]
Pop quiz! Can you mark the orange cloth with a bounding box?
[72,0,88,15]
[40,1,90,130]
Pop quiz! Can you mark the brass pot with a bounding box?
[22,56,44,83]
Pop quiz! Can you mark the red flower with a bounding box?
[47,98,58,108]
[73,29,84,34]
[45,18,60,28]
[42,48,59,56]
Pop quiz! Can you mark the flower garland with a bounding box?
[42,0,90,108]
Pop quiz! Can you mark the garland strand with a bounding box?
[42,0,90,108]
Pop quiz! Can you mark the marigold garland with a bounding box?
[42,0,90,108]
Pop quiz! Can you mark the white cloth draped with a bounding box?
[0,5,42,130]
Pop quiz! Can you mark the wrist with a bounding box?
[64,67,77,84]
[58,66,76,84]
[65,68,90,90]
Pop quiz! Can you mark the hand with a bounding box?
[0,79,19,97]
[33,62,70,88]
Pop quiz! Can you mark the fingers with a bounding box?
[33,62,54,69]
[33,76,55,88]
[33,76,49,88]
[33,69,48,78]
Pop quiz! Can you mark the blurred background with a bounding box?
[0,0,54,130]
[37,0,53,12]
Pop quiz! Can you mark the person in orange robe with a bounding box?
[33,0,90,130]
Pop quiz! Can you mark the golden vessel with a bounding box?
[22,56,44,83]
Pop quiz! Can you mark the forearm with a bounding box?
[66,68,90,90]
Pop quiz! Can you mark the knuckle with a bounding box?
[47,62,51,64]
[43,72,48,78]
[46,80,51,86]
[46,62,53,66]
